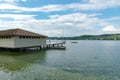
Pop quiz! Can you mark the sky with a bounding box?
[0,0,120,37]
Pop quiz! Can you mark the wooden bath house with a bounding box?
[0,28,47,49]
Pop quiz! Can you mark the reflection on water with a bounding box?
[0,40,120,80]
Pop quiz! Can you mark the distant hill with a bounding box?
[48,34,120,40]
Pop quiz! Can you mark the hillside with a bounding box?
[48,34,120,40]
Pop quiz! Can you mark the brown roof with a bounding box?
[0,28,47,38]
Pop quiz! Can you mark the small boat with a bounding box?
[71,42,78,43]
[63,41,66,44]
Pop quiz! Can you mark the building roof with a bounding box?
[0,28,47,38]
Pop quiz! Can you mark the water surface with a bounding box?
[0,40,120,80]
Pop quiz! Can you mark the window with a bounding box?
[0,36,11,39]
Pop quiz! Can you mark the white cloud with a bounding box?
[0,13,107,36]
[0,3,65,12]
[0,0,26,4]
[0,0,120,13]
[67,0,120,10]
[42,0,120,11]
[0,14,35,21]
[104,17,120,21]
[0,3,30,12]
[0,12,119,36]
[102,25,119,32]
[39,5,65,12]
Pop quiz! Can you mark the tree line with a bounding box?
[48,34,120,40]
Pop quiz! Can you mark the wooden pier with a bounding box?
[46,41,66,50]
[24,41,66,51]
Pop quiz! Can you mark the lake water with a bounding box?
[0,40,120,80]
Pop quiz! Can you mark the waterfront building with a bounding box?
[0,28,47,49]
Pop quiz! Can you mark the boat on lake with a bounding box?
[71,41,78,43]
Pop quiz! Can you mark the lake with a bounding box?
[0,40,120,80]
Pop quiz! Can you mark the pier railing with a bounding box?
[46,41,66,49]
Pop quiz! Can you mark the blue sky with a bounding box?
[0,0,120,37]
